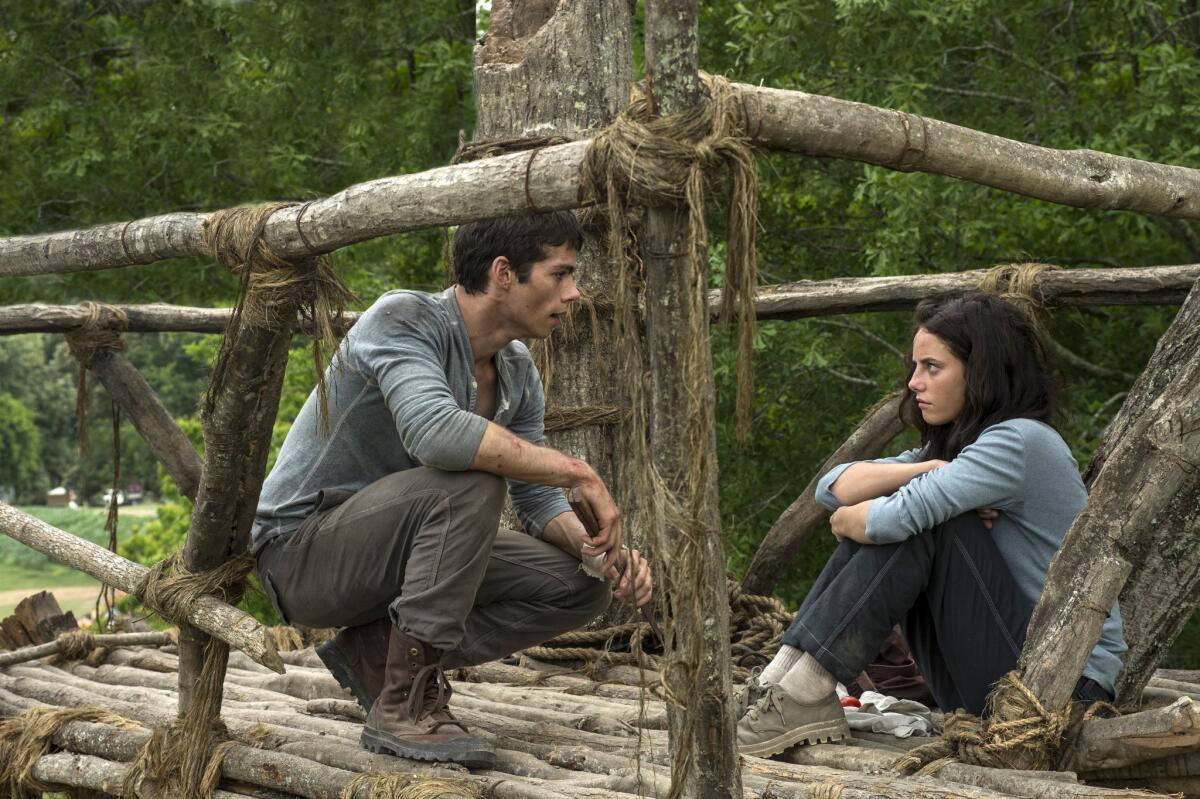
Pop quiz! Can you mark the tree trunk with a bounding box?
[740,393,905,596]
[1019,281,1200,711]
[1094,280,1200,705]
[642,1,741,796]
[88,347,203,501]
[473,0,633,538]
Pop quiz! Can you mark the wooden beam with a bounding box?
[5,83,1200,277]
[739,393,906,597]
[0,503,283,672]
[643,2,742,798]
[87,348,203,502]
[5,264,1192,337]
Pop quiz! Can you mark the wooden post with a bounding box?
[740,393,905,596]
[87,348,203,502]
[176,315,295,714]
[642,1,741,796]
[1019,281,1200,710]
[472,0,633,533]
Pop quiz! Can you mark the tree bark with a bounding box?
[1088,280,1200,706]
[88,348,203,501]
[1,265,1197,336]
[473,0,633,542]
[8,83,1200,276]
[1063,696,1200,772]
[0,503,283,672]
[740,393,906,596]
[642,2,741,797]
[1019,284,1200,710]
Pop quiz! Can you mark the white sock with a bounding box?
[778,653,837,704]
[759,644,803,685]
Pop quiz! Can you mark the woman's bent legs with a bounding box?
[781,513,1033,715]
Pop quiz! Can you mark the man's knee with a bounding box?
[437,469,505,512]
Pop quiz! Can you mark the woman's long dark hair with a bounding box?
[901,293,1057,460]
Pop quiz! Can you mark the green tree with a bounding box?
[0,393,45,502]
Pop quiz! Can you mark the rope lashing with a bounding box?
[341,772,483,799]
[64,301,129,454]
[202,202,357,435]
[133,552,253,627]
[0,706,142,798]
[543,404,628,432]
[582,72,759,441]
[892,671,1087,775]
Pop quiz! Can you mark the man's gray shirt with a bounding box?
[815,418,1127,695]
[253,287,571,553]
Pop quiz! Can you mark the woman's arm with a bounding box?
[828,459,947,506]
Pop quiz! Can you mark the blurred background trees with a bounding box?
[0,0,1196,661]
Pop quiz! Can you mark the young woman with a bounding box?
[736,293,1127,758]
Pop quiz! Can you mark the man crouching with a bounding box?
[251,212,653,768]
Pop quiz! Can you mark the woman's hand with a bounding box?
[830,500,873,544]
[612,548,653,607]
[976,507,1001,529]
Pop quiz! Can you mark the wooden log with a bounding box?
[1159,669,1200,684]
[0,503,283,672]
[784,743,1166,798]
[1019,284,1200,710]
[740,264,1200,321]
[0,264,1197,338]
[31,752,253,799]
[11,591,73,643]
[460,660,662,701]
[743,756,1048,799]
[741,393,905,596]
[739,83,1200,218]
[1080,749,1200,781]
[87,348,204,501]
[451,680,669,729]
[1095,281,1200,705]
[1063,696,1200,773]
[0,631,173,667]
[642,3,741,797]
[7,75,1200,279]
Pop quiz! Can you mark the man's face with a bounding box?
[505,243,580,339]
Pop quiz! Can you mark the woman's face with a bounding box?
[908,328,967,425]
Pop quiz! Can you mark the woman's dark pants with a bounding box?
[781,514,1110,714]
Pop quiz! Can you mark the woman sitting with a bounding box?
[736,293,1127,758]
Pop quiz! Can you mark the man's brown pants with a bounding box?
[255,468,610,667]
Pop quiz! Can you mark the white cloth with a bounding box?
[836,687,934,738]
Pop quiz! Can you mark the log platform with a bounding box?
[2,640,1197,798]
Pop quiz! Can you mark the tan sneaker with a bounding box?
[733,666,769,720]
[736,684,849,757]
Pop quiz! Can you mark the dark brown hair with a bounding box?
[901,293,1057,460]
[453,211,583,294]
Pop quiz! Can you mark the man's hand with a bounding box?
[613,548,653,608]
[566,481,623,577]
[830,500,873,545]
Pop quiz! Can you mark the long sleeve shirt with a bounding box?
[815,418,1127,694]
[253,288,571,552]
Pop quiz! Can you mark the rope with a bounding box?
[0,706,141,798]
[892,671,1084,774]
[133,552,253,627]
[54,629,98,661]
[523,580,794,683]
[979,262,1060,333]
[63,301,128,454]
[543,404,628,432]
[341,772,482,799]
[202,202,357,435]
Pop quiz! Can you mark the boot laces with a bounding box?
[406,663,466,731]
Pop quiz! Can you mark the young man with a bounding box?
[251,211,653,768]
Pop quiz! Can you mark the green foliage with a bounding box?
[0,393,44,501]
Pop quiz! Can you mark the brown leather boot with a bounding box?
[317,616,391,710]
[360,625,493,768]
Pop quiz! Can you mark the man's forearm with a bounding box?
[468,421,595,489]
[830,461,939,505]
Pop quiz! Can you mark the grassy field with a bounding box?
[0,505,152,619]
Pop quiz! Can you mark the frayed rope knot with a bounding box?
[64,301,129,454]
[893,672,1073,775]
[134,551,254,626]
[54,629,98,661]
[202,202,357,435]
